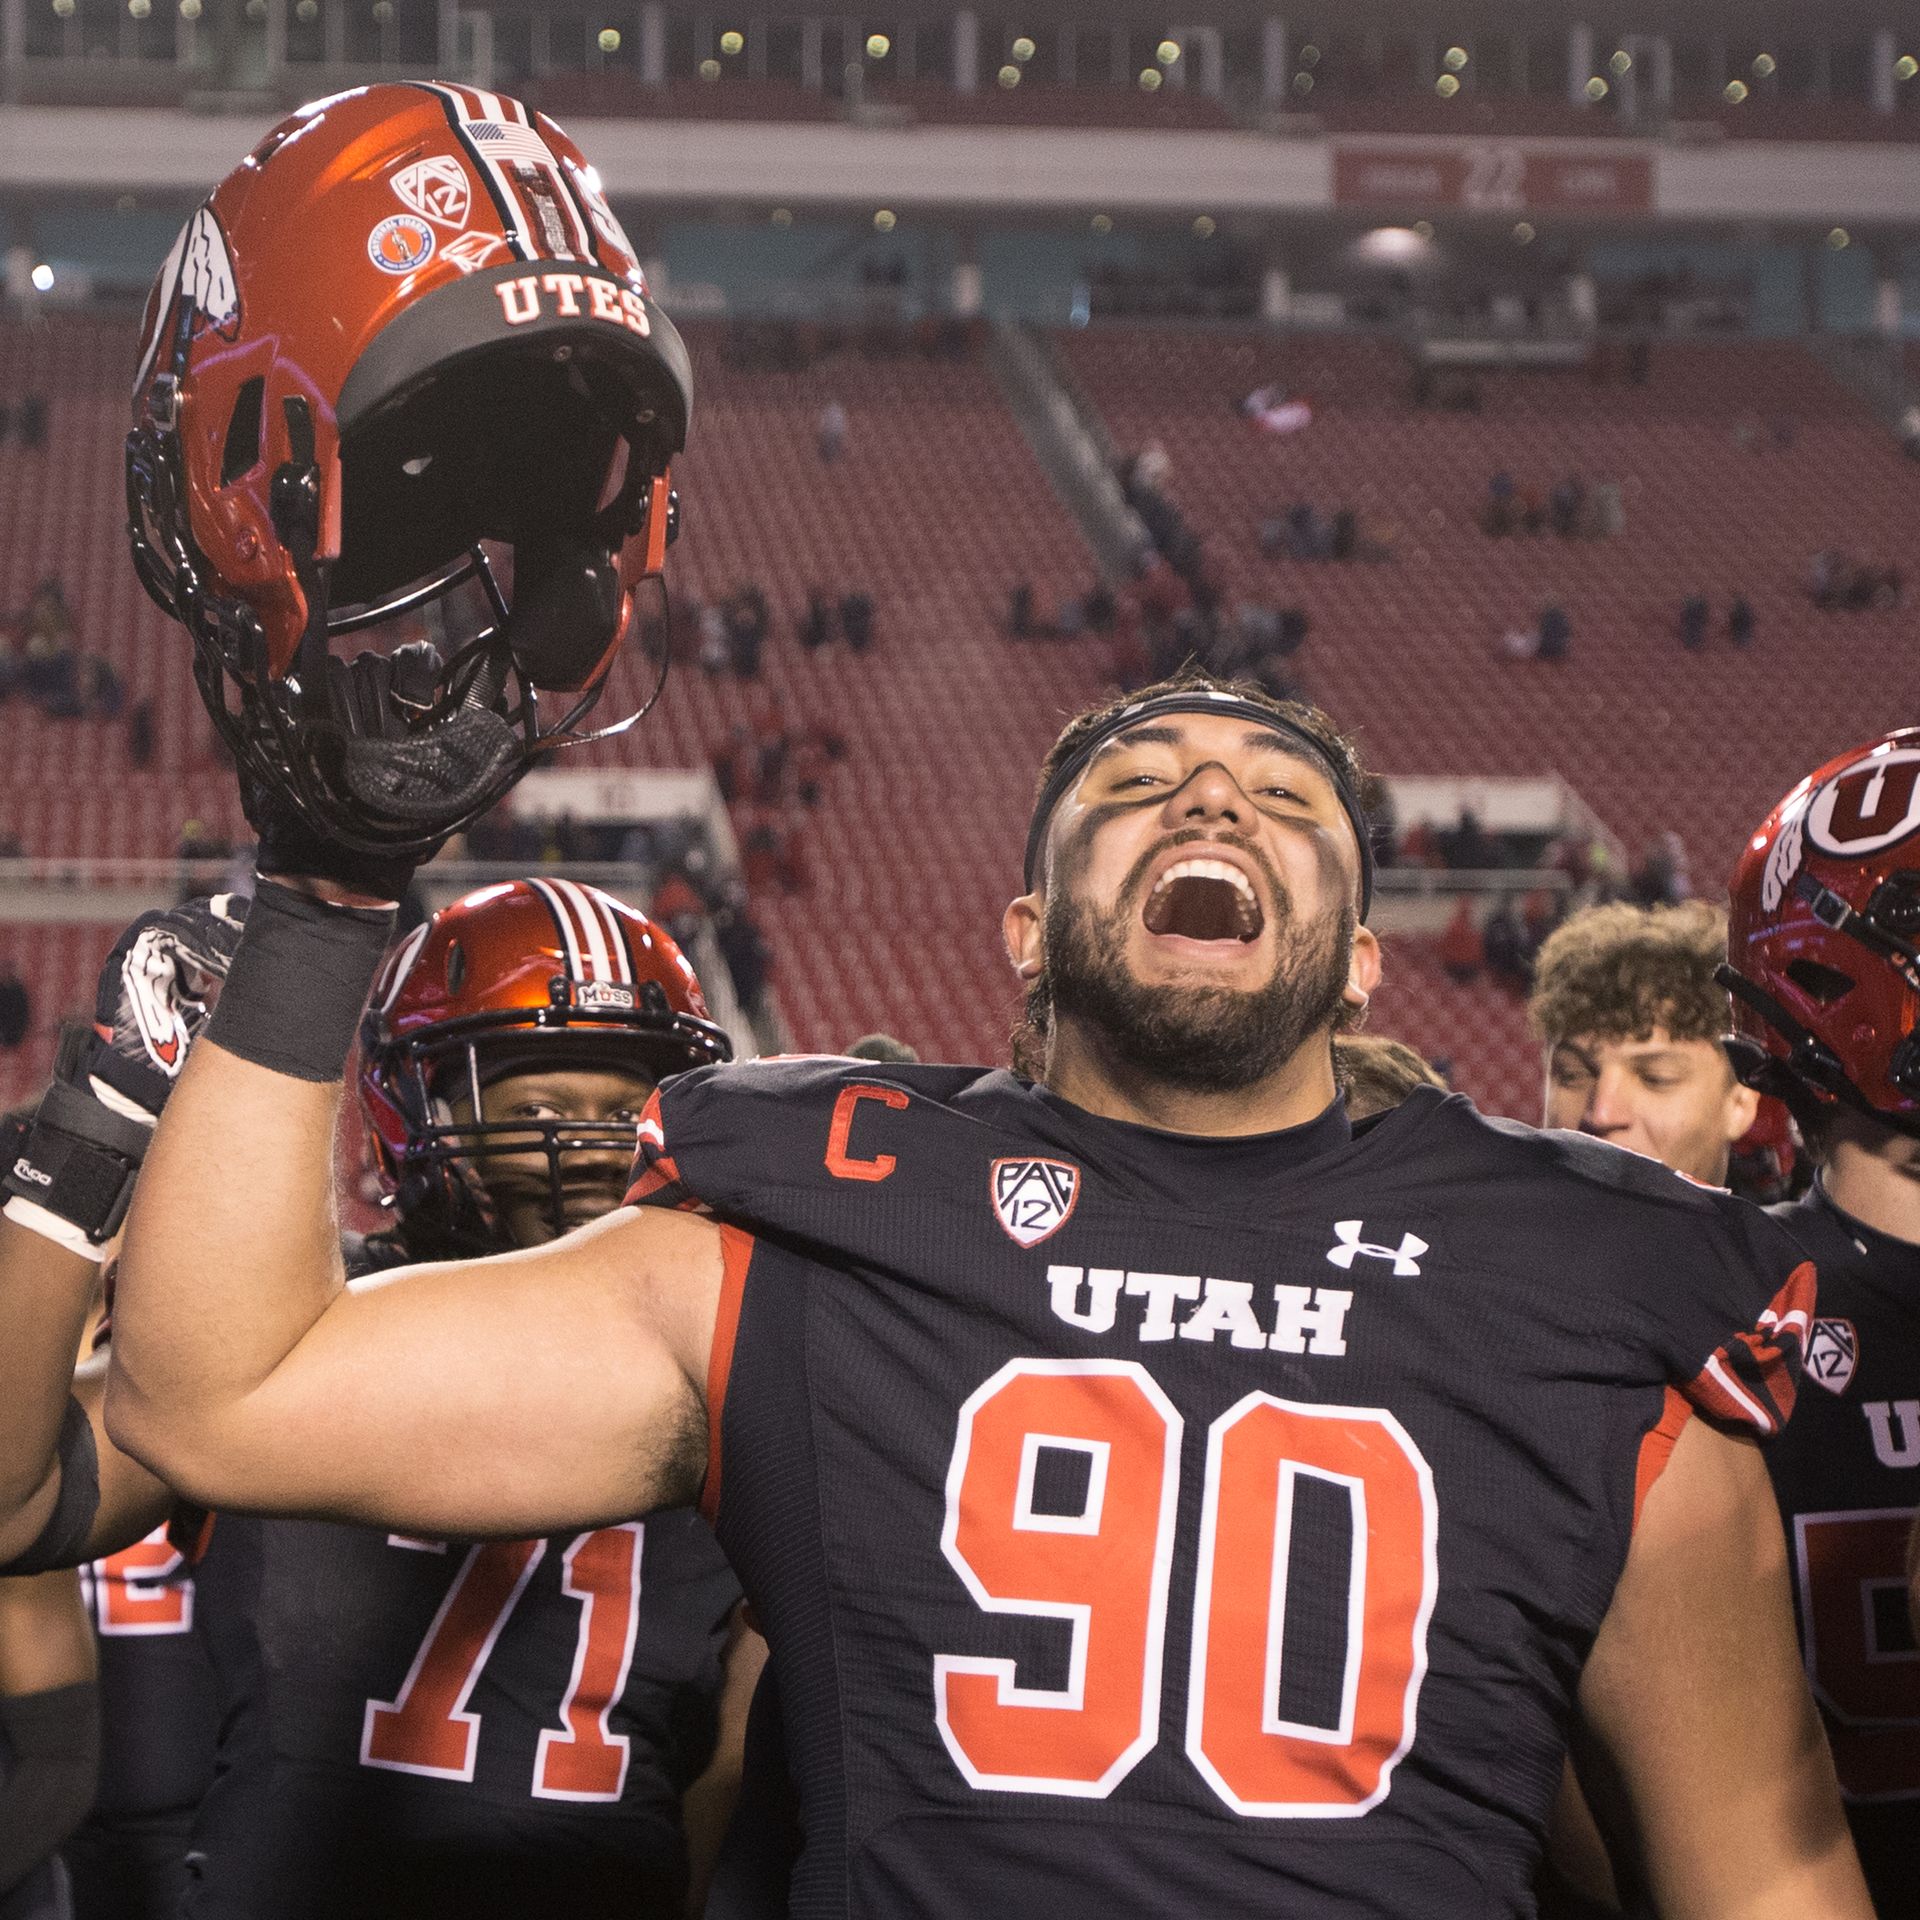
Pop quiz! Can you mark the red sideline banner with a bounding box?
[1333,143,1654,215]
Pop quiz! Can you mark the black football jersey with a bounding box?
[165,1236,742,1920]
[62,1526,221,1920]
[631,1062,1811,1920]
[1767,1181,1920,1912]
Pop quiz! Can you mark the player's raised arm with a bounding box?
[106,874,721,1539]
[1576,1415,1870,1918]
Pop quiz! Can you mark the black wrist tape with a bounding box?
[0,1399,101,1577]
[203,878,394,1084]
[3,1080,152,1244]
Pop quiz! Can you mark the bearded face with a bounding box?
[1037,826,1357,1095]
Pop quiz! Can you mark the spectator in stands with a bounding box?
[1481,899,1532,994]
[713,884,772,1021]
[649,866,708,953]
[15,394,45,451]
[176,820,228,862]
[817,399,848,464]
[1439,899,1483,985]
[840,589,875,654]
[1631,830,1693,909]
[1536,603,1571,664]
[1727,595,1755,648]
[1328,508,1358,563]
[1283,502,1324,561]
[0,963,28,1051]
[1083,577,1116,634]
[83,655,124,720]
[1547,475,1585,539]
[1679,595,1710,651]
[846,1033,920,1065]
[127,697,155,770]
[727,584,770,679]
[798,588,833,652]
[1442,809,1498,873]
[698,601,731,675]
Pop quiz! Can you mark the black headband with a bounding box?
[1023,689,1374,919]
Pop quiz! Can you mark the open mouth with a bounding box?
[1141,858,1265,943]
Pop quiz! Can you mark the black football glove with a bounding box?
[239,648,446,905]
[2,896,247,1257]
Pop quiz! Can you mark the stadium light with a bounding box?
[865,33,889,58]
[1724,78,1749,102]
[1752,52,1776,76]
[1435,74,1460,97]
[370,1,390,20]
[1156,38,1181,65]
[1513,221,1536,244]
[1584,75,1608,100]
[1299,44,1320,64]
[1090,214,1113,234]
[1292,72,1313,94]
[1138,67,1162,90]
[1828,227,1851,250]
[770,207,792,226]
[698,56,719,78]
[1010,35,1034,61]
[1192,215,1216,238]
[1897,54,1917,80]
[596,27,619,51]
[1356,226,1431,263]
[129,0,151,17]
[293,0,315,20]
[873,209,896,231]
[720,29,743,54]
[30,263,54,292]
[997,63,1020,87]
[1609,50,1631,76]
[1443,46,1467,70]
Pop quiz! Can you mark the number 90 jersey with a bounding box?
[630,1062,1812,1919]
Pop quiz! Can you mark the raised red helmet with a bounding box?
[359,877,729,1252]
[126,82,690,858]
[1723,729,1920,1136]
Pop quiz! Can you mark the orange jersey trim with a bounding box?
[1633,1386,1692,1532]
[699,1225,755,1526]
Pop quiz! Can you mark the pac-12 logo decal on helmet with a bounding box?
[367,214,437,274]
[1804,1317,1859,1396]
[1807,747,1920,860]
[391,157,471,230]
[991,1158,1081,1248]
[134,206,239,389]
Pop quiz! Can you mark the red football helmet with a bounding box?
[1723,730,1920,1137]
[127,83,690,859]
[359,877,729,1251]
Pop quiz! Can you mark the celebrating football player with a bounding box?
[0,883,755,1918]
[1723,729,1920,1913]
[104,660,1873,1915]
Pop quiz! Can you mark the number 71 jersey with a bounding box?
[631,1062,1812,1919]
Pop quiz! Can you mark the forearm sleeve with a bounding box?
[0,1405,99,1579]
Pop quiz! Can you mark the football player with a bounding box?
[0,884,754,1918]
[1532,901,1760,1187]
[107,658,1873,1916]
[1723,729,1920,1912]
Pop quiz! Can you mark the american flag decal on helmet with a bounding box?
[419,83,594,264]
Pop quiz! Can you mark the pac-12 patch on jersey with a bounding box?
[990,1157,1080,1248]
[1805,1318,1860,1396]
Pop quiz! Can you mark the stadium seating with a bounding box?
[1056,324,1915,891]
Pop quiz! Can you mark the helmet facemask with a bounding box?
[375,1001,727,1255]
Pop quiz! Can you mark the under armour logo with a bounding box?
[1325,1220,1427,1277]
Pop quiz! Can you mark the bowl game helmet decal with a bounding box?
[126,82,690,861]
[1723,729,1920,1136]
[359,877,730,1253]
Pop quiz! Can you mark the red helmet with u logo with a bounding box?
[127,82,690,860]
[1723,730,1920,1136]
